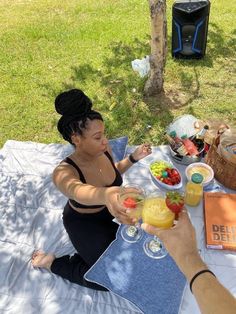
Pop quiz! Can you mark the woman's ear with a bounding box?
[71,134,80,146]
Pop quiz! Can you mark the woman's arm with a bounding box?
[52,163,131,223]
[115,143,152,174]
[106,145,134,174]
[115,155,137,174]
[53,163,107,205]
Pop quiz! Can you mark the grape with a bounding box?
[150,160,172,177]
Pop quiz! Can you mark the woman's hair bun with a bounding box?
[55,89,92,117]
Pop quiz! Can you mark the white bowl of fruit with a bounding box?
[149,160,182,190]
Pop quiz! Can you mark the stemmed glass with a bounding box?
[119,185,146,243]
[142,191,175,259]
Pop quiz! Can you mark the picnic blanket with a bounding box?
[0,139,141,314]
[85,225,186,314]
[0,140,236,314]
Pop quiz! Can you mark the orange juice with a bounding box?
[120,192,144,220]
[142,197,175,229]
[185,173,203,206]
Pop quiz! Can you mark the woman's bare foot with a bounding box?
[31,251,55,270]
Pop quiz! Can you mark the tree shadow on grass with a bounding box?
[55,22,235,143]
[60,37,177,144]
[59,37,212,143]
[207,23,236,59]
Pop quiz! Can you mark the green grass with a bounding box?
[0,0,235,148]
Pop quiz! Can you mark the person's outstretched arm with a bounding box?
[115,143,152,173]
[142,211,236,314]
[53,163,130,223]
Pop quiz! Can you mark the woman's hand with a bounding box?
[104,186,135,225]
[131,143,152,161]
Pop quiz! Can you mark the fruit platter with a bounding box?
[149,160,182,190]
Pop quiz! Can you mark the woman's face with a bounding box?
[75,119,108,156]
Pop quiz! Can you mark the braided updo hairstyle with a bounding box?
[55,89,103,145]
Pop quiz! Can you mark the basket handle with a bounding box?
[214,124,229,146]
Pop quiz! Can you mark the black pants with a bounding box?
[51,201,118,291]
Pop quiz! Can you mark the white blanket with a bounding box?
[1,140,236,314]
[0,140,141,314]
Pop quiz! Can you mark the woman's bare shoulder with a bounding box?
[52,160,79,185]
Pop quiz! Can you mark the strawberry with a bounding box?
[166,168,172,174]
[123,197,137,209]
[163,178,173,185]
[165,191,184,214]
[171,169,179,177]
[170,177,178,184]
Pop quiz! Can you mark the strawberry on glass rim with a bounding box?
[119,185,145,243]
[123,196,137,209]
[165,191,184,216]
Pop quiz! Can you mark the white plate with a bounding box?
[149,160,183,190]
[139,153,172,167]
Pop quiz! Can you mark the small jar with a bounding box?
[185,173,203,206]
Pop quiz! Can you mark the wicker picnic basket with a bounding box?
[205,133,236,190]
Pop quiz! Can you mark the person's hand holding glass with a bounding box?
[142,191,175,259]
[119,184,145,243]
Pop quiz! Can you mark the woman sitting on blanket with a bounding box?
[31,88,151,290]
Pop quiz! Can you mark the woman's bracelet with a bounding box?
[190,269,216,293]
[128,154,138,164]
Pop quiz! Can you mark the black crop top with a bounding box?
[64,151,123,209]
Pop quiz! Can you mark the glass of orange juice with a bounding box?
[142,191,175,259]
[119,185,145,243]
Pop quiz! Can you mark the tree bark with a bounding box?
[144,0,167,96]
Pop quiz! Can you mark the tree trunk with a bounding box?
[144,0,167,96]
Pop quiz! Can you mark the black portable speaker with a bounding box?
[172,0,211,59]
